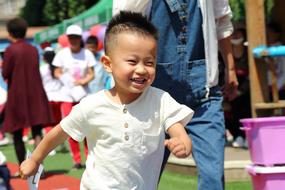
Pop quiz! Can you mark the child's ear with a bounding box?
[101,55,112,73]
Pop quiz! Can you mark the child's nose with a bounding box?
[135,63,147,74]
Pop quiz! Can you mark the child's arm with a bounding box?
[19,124,69,179]
[74,67,94,86]
[165,122,192,158]
[54,67,63,79]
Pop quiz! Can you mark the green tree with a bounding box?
[229,0,274,22]
[20,0,99,26]
[20,0,47,26]
[265,0,274,20]
[229,0,245,21]
[43,0,99,25]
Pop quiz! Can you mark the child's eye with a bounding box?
[127,60,136,64]
[145,61,155,66]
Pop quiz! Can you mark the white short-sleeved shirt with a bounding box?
[52,47,97,102]
[40,63,67,102]
[60,86,193,190]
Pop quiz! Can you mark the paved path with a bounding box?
[167,146,252,182]
[7,163,81,190]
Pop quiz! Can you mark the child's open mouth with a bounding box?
[130,78,147,84]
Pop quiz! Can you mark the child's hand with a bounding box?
[74,79,84,86]
[19,158,39,179]
[164,137,191,158]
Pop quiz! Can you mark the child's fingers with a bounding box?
[165,140,177,152]
[172,145,188,158]
[167,139,180,151]
[19,159,38,179]
[166,138,192,158]
[174,150,187,158]
[164,139,169,146]
[172,144,186,154]
[19,170,28,179]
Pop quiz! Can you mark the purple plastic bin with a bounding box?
[246,165,285,190]
[240,116,285,166]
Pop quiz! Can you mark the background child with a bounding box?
[19,11,193,190]
[85,36,112,93]
[39,47,64,156]
[52,24,96,169]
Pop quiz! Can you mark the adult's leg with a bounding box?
[231,93,251,138]
[61,102,81,165]
[12,129,25,165]
[31,125,43,148]
[188,88,225,190]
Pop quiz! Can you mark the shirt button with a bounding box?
[123,108,127,113]
[124,135,129,141]
[124,123,128,128]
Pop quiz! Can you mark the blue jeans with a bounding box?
[187,86,225,190]
[155,60,225,190]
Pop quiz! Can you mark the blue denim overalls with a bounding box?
[150,0,225,189]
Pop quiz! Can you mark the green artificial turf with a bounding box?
[158,171,252,190]
[1,142,252,189]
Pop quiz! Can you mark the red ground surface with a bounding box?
[7,163,81,190]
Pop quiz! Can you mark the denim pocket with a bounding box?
[186,59,206,91]
[184,59,207,100]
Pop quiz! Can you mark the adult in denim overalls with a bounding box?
[112,0,238,189]
[149,0,237,189]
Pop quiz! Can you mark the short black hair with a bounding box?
[104,11,158,55]
[6,17,28,39]
[43,50,55,65]
[43,50,56,78]
[86,35,99,46]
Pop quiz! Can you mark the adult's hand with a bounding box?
[223,68,238,101]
